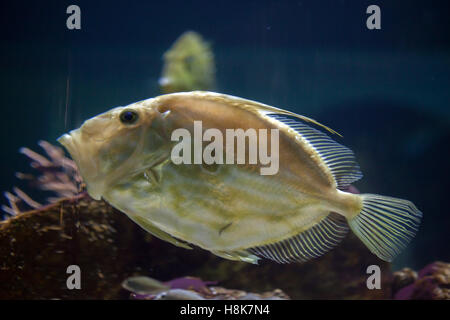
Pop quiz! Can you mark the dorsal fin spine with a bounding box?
[265,113,363,189]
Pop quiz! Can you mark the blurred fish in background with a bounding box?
[159,31,216,93]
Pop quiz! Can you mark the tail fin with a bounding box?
[348,194,422,262]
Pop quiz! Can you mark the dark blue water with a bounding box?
[1,0,449,271]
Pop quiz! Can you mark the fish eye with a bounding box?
[120,109,139,125]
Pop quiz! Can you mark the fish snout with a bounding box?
[57,130,104,200]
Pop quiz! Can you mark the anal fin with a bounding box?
[247,213,349,264]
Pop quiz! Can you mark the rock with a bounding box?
[0,195,140,299]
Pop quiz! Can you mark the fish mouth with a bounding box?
[57,130,104,200]
[57,133,78,161]
[57,132,82,173]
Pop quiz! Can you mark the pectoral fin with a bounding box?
[144,158,170,186]
[247,212,349,264]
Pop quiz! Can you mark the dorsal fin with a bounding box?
[247,213,349,264]
[256,108,342,136]
[178,92,362,188]
[195,92,342,136]
[267,113,363,189]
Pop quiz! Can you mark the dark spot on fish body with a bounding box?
[219,222,233,236]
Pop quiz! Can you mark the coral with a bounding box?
[2,140,82,219]
[392,262,450,300]
[391,267,417,294]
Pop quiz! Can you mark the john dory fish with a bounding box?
[58,91,422,264]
